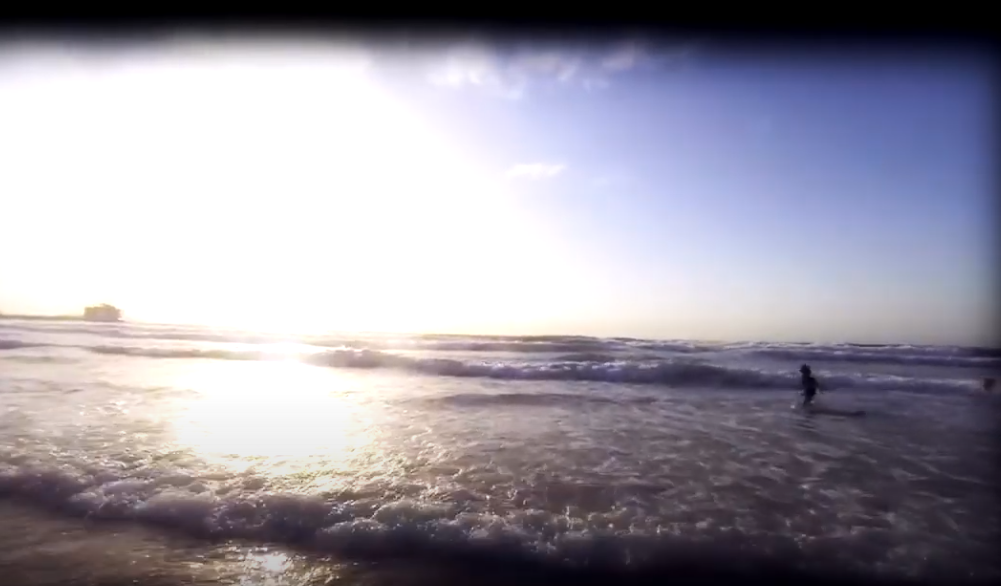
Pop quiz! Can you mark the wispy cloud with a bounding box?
[600,42,646,72]
[426,43,527,100]
[425,39,696,100]
[507,163,566,180]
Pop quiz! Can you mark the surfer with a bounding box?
[800,364,820,406]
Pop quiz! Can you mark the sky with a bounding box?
[0,37,995,345]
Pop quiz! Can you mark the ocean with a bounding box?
[1,319,998,585]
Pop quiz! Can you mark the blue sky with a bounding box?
[0,39,995,345]
[370,43,996,345]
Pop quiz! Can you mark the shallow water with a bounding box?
[1,320,998,584]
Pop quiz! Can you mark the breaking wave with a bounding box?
[87,345,979,395]
[0,459,908,579]
[3,322,998,367]
[747,346,1000,368]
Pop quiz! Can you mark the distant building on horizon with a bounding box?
[83,304,123,322]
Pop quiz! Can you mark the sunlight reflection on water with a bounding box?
[170,360,377,466]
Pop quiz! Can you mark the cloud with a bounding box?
[424,39,695,99]
[425,43,527,100]
[511,51,582,82]
[507,163,566,180]
[600,42,646,72]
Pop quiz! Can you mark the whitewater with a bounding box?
[1,319,998,585]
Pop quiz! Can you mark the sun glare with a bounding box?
[0,41,564,334]
[171,359,373,464]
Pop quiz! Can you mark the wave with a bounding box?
[5,324,998,374]
[423,391,658,408]
[381,339,619,354]
[87,345,979,395]
[2,324,635,354]
[552,352,644,363]
[0,339,48,351]
[623,341,715,353]
[0,459,931,580]
[747,347,1001,369]
[6,320,999,360]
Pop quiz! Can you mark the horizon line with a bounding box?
[1,312,997,351]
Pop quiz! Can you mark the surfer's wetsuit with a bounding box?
[800,365,819,406]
